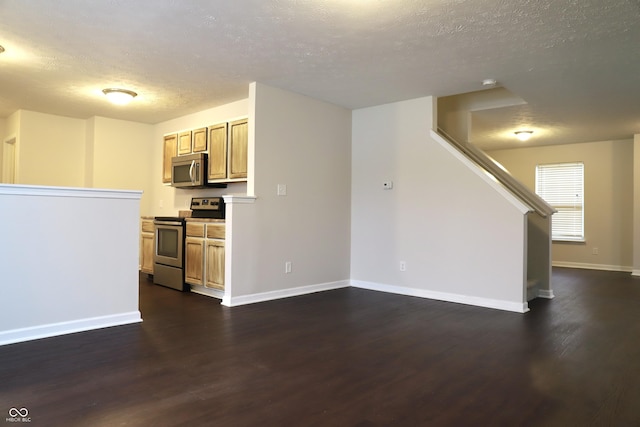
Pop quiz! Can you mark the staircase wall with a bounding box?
[351,96,531,312]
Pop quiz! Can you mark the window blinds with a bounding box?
[535,162,584,241]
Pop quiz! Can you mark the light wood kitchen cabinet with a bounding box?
[207,123,228,180]
[140,219,155,274]
[192,127,208,153]
[185,237,205,285]
[162,134,177,184]
[185,223,205,286]
[184,221,225,290]
[164,118,248,184]
[205,239,225,290]
[178,131,193,155]
[228,118,248,179]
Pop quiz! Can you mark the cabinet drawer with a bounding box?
[141,220,154,233]
[186,222,205,237]
[206,224,225,239]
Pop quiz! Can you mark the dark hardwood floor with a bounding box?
[2,268,640,426]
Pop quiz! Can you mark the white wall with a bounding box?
[489,139,634,271]
[0,111,155,212]
[151,99,249,217]
[351,96,530,311]
[0,185,142,345]
[0,117,5,171]
[1,112,21,184]
[634,135,640,275]
[17,110,86,186]
[88,117,154,215]
[225,83,352,302]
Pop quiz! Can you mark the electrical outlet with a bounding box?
[399,261,406,271]
[383,181,394,190]
[592,247,599,255]
[285,261,292,273]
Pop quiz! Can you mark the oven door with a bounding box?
[154,221,184,268]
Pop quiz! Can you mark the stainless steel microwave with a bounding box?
[171,153,207,188]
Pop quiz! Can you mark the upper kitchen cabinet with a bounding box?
[177,130,193,155]
[163,118,249,185]
[162,134,177,184]
[208,123,228,180]
[228,118,248,179]
[192,127,208,153]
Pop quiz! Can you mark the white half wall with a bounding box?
[0,184,142,345]
[351,96,529,311]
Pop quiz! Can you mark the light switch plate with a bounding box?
[277,184,287,196]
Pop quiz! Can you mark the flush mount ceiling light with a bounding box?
[482,78,497,87]
[102,88,137,105]
[514,130,533,141]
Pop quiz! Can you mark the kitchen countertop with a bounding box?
[185,218,225,223]
[140,215,225,223]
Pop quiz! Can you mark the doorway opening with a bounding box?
[2,136,17,184]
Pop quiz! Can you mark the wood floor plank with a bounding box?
[1,268,640,426]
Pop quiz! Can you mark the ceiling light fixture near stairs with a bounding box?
[102,88,137,105]
[514,130,533,141]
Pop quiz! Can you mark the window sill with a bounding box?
[552,238,585,244]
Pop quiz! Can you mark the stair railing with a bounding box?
[436,128,556,218]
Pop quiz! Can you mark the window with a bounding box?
[535,162,584,241]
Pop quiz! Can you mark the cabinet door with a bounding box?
[178,131,193,155]
[185,237,204,286]
[228,119,248,179]
[163,134,177,184]
[205,239,225,290]
[208,123,227,180]
[192,127,207,153]
[140,232,154,274]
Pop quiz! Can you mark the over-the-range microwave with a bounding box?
[171,153,226,189]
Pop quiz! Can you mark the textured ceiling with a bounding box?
[0,0,639,149]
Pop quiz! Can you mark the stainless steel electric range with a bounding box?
[152,197,225,291]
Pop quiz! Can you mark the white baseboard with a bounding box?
[553,261,632,273]
[223,280,350,307]
[631,270,640,277]
[537,289,555,299]
[0,311,142,346]
[351,280,529,313]
[189,285,224,300]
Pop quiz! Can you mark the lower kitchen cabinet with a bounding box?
[140,219,155,274]
[185,237,204,285]
[205,239,225,290]
[184,221,225,290]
